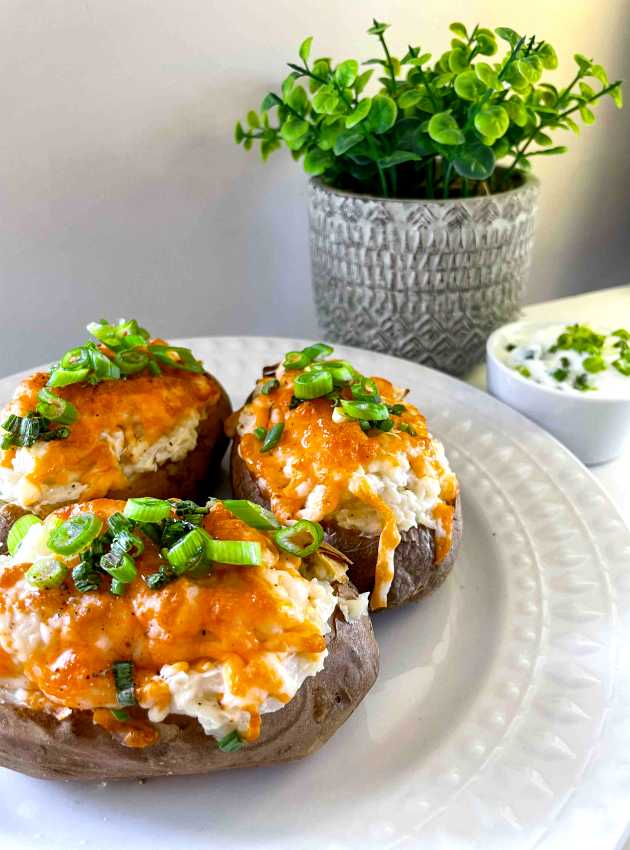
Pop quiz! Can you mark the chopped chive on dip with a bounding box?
[502,323,630,396]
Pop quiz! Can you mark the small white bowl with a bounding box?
[486,321,630,465]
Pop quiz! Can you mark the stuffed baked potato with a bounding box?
[0,319,231,519]
[0,496,377,780]
[229,343,462,610]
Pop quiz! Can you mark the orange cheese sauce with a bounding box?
[0,500,326,746]
[235,366,459,607]
[0,360,223,512]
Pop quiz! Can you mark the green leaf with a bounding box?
[528,146,568,156]
[366,95,398,134]
[333,128,365,155]
[398,89,424,109]
[286,85,309,115]
[579,105,595,124]
[539,42,558,70]
[378,150,422,168]
[449,22,468,39]
[299,36,313,65]
[280,117,309,144]
[234,122,245,144]
[505,97,528,127]
[609,82,623,109]
[454,70,486,101]
[312,86,340,115]
[281,73,299,99]
[303,148,333,176]
[590,64,608,86]
[493,137,509,159]
[495,27,520,47]
[367,19,389,36]
[563,115,580,134]
[453,142,496,180]
[393,118,435,155]
[309,59,331,92]
[260,139,281,161]
[355,69,373,95]
[475,62,499,89]
[505,61,530,94]
[247,111,260,129]
[448,48,469,73]
[574,53,592,75]
[579,81,595,99]
[261,92,282,112]
[428,111,465,145]
[534,131,553,146]
[474,105,509,142]
[522,55,543,83]
[334,59,359,88]
[243,137,253,151]
[474,28,497,56]
[345,98,372,128]
[317,119,344,151]
[435,71,457,88]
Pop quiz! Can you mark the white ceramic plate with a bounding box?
[1,336,629,850]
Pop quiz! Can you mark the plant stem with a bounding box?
[442,161,453,198]
[377,31,398,95]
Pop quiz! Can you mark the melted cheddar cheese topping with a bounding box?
[0,500,337,747]
[232,366,459,609]
[0,364,223,514]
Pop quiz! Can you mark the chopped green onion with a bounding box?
[302,342,334,361]
[72,560,101,592]
[288,396,304,410]
[149,345,204,374]
[583,355,606,374]
[253,426,267,441]
[60,347,92,371]
[388,403,406,416]
[283,351,311,370]
[260,378,279,395]
[217,730,244,752]
[110,708,130,722]
[340,400,389,421]
[552,368,569,382]
[274,520,324,558]
[26,557,68,589]
[613,357,630,376]
[222,500,281,530]
[7,514,42,556]
[144,563,176,590]
[206,539,262,566]
[166,528,211,574]
[113,661,136,707]
[35,389,78,425]
[171,499,209,518]
[111,530,145,558]
[294,370,333,400]
[110,578,127,595]
[261,422,284,452]
[47,513,103,556]
[114,349,149,375]
[107,512,133,536]
[399,422,416,436]
[516,366,531,379]
[350,377,381,401]
[574,373,592,391]
[376,418,394,432]
[101,551,137,583]
[47,366,90,388]
[87,347,121,381]
[124,497,173,523]
[148,360,161,376]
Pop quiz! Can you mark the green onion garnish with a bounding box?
[283,351,311,370]
[376,418,394,432]
[217,730,244,752]
[110,708,130,722]
[144,563,176,590]
[253,426,267,441]
[72,560,101,593]
[100,551,137,584]
[149,344,204,373]
[302,342,334,361]
[206,539,262,566]
[583,355,606,374]
[222,500,281,530]
[261,422,284,452]
[47,513,103,556]
[398,422,416,436]
[260,378,280,395]
[108,512,133,535]
[388,403,406,416]
[293,370,333,400]
[7,514,42,556]
[112,661,136,707]
[350,377,381,401]
[36,389,78,425]
[87,346,121,381]
[340,400,389,421]
[60,347,92,371]
[114,349,149,375]
[166,528,211,574]
[25,557,68,589]
[274,520,323,558]
[47,366,90,388]
[124,497,173,523]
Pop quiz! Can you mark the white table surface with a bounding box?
[467,284,630,850]
[465,285,630,529]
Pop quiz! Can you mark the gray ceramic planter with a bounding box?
[308,175,539,375]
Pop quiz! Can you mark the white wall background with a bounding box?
[0,0,628,376]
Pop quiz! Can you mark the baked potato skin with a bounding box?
[0,585,378,781]
[230,436,462,609]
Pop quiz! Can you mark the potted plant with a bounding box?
[235,20,622,374]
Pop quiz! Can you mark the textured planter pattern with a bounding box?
[308,177,539,375]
